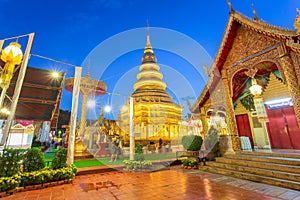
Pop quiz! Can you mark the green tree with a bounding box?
[52,147,68,169]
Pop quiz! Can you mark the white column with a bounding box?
[67,66,81,165]
[129,97,135,160]
[0,33,35,146]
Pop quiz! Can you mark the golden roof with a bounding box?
[190,5,300,113]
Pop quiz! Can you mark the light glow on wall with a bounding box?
[265,98,293,109]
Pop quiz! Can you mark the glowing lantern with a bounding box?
[0,42,23,88]
[249,78,268,122]
[249,78,262,96]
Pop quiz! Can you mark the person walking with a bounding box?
[109,135,121,162]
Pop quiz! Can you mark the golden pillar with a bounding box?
[200,107,208,133]
[78,93,88,136]
[277,44,300,126]
[221,69,241,151]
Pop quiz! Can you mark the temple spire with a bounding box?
[86,58,91,77]
[142,21,156,63]
[145,20,152,50]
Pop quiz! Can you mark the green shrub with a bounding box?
[123,160,152,170]
[52,147,67,170]
[182,135,203,151]
[181,159,198,167]
[19,165,77,187]
[134,144,144,161]
[23,147,45,172]
[0,148,24,177]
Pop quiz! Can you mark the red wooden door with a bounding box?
[266,106,300,149]
[236,114,254,147]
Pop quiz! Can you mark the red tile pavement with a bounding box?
[1,166,283,200]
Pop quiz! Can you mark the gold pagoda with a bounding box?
[118,34,182,145]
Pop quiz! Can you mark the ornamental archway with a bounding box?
[230,60,300,149]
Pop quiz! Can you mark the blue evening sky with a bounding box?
[0,0,299,120]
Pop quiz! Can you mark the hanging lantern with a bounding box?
[249,78,268,122]
[0,42,23,89]
[249,78,262,96]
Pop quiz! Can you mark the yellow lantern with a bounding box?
[0,42,23,88]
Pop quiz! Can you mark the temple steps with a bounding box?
[200,151,300,191]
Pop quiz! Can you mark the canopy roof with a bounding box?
[0,66,65,122]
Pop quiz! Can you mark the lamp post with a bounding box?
[0,33,35,147]
[129,96,134,160]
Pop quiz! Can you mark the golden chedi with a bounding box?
[119,34,182,144]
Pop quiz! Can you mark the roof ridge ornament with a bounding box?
[294,8,300,34]
[252,4,259,21]
[227,0,234,14]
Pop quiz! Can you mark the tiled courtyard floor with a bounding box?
[2,166,300,200]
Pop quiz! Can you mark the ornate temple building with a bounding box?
[191,4,300,151]
[118,34,182,145]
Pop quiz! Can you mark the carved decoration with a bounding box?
[221,69,240,151]
[290,51,300,87]
[225,26,278,69]
[244,67,258,78]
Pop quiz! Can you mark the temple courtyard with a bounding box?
[2,166,300,200]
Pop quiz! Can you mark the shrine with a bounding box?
[190,3,300,151]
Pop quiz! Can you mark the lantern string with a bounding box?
[1,33,32,41]
[30,54,79,68]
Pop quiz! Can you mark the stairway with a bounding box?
[200,151,300,191]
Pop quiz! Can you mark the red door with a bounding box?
[266,106,300,149]
[236,114,254,148]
